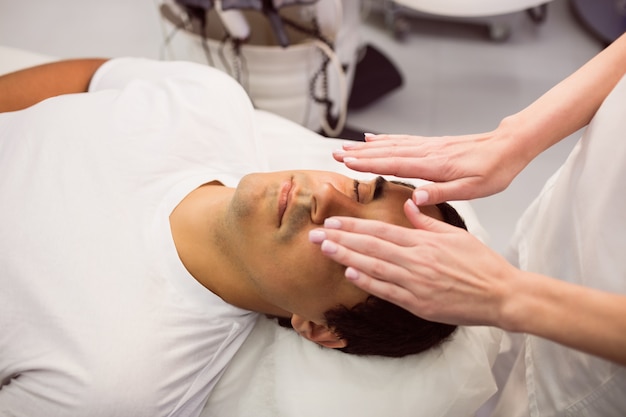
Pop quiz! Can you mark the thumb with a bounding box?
[414,181,473,206]
[404,199,453,233]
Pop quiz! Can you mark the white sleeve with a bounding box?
[88,57,233,92]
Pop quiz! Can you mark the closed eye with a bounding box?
[353,179,361,202]
[353,177,387,203]
[372,176,387,200]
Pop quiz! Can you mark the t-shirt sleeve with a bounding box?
[86,57,264,185]
[88,57,239,94]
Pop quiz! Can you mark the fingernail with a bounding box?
[363,132,375,138]
[308,230,326,243]
[332,148,345,157]
[321,240,338,254]
[324,218,342,229]
[343,157,357,164]
[413,189,429,205]
[406,198,420,213]
[345,267,360,281]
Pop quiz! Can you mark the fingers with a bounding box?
[311,229,419,290]
[332,146,409,166]
[340,156,414,176]
[311,229,433,320]
[413,178,485,205]
[332,143,457,181]
[333,143,428,161]
[360,133,417,144]
[404,198,463,235]
[331,132,506,203]
[335,154,449,180]
[344,267,422,317]
[332,136,429,164]
[311,216,419,248]
[318,238,409,279]
[308,217,426,280]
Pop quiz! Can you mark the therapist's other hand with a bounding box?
[309,200,519,327]
[334,132,526,205]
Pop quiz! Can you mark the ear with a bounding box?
[291,315,347,349]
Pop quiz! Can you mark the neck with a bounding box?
[169,182,290,318]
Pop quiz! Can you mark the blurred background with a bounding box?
[0,0,617,253]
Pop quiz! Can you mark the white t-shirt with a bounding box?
[491,75,626,416]
[0,58,265,417]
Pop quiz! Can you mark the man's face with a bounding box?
[215,170,442,324]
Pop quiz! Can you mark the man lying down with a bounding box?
[0,58,467,417]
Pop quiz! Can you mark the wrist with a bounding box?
[498,269,566,335]
[496,114,543,169]
[496,268,538,333]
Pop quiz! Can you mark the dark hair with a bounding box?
[325,296,457,357]
[273,201,468,358]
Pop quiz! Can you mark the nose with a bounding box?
[310,183,357,224]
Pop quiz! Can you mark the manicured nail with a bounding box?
[345,267,360,281]
[332,148,345,157]
[363,132,375,138]
[309,230,326,243]
[406,198,420,214]
[321,240,338,254]
[343,157,357,164]
[324,218,342,229]
[413,189,429,205]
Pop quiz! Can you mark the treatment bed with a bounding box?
[0,45,503,417]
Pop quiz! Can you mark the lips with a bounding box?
[278,177,293,227]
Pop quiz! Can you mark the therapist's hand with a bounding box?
[334,131,527,205]
[309,200,520,327]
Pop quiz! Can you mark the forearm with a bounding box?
[0,58,108,112]
[502,270,626,365]
[499,33,626,164]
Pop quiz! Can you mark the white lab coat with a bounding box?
[490,75,626,416]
